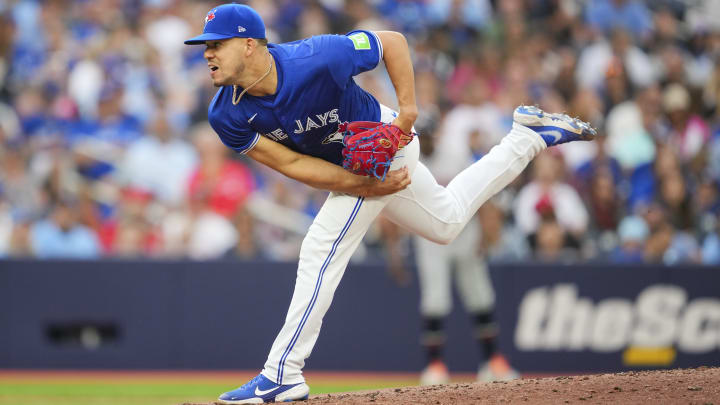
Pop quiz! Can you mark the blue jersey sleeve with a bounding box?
[326,30,383,89]
[208,102,260,154]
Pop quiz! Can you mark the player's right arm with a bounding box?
[247,136,410,197]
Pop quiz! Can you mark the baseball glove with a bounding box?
[340,121,411,181]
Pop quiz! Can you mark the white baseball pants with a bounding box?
[414,220,495,318]
[262,106,547,384]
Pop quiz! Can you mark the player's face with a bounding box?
[204,38,246,87]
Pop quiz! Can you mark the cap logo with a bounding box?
[204,9,216,26]
[238,26,246,33]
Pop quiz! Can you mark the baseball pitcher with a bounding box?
[184,4,596,403]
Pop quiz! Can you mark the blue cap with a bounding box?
[184,4,265,45]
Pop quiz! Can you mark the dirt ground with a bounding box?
[183,366,720,405]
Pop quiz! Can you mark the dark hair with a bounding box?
[255,38,268,47]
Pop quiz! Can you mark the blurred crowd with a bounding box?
[0,0,719,265]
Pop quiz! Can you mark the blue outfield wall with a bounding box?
[1,259,719,373]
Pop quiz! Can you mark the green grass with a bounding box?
[0,376,419,405]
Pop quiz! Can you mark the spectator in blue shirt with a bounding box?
[702,228,720,264]
[30,200,101,259]
[611,215,649,263]
[585,0,653,40]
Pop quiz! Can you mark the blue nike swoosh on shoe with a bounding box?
[513,105,597,147]
[536,129,563,144]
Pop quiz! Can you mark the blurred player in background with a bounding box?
[414,79,519,385]
[416,150,519,385]
[416,222,520,385]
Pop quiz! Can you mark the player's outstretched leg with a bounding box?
[380,105,597,246]
[217,373,309,404]
[513,105,597,146]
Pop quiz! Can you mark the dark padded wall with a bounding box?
[2,260,718,372]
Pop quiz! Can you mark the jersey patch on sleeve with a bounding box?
[348,32,371,50]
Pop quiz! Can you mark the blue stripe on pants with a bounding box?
[276,196,364,384]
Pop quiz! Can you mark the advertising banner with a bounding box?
[492,264,720,372]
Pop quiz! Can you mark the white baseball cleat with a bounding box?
[477,354,521,383]
[513,105,597,147]
[420,360,451,386]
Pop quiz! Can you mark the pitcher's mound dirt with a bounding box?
[183,366,720,405]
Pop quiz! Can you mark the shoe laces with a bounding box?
[240,374,263,390]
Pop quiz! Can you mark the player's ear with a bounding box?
[245,38,260,56]
[244,38,254,56]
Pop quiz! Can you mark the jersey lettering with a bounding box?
[305,116,321,131]
[293,119,305,134]
[264,128,289,141]
[293,109,340,134]
[316,111,330,126]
